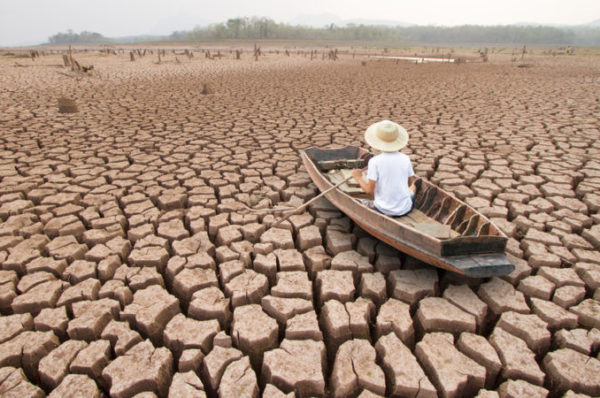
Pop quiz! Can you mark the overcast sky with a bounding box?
[1,0,598,46]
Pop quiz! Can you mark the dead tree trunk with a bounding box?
[69,45,74,71]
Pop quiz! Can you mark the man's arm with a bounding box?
[352,169,375,196]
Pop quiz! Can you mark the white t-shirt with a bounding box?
[366,152,415,216]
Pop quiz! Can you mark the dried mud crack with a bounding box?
[0,47,599,397]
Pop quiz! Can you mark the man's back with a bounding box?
[367,152,414,216]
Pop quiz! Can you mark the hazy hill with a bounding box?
[288,13,412,28]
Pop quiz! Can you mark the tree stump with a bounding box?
[58,98,78,114]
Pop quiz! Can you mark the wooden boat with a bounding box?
[301,146,515,277]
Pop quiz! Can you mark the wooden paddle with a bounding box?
[272,174,354,227]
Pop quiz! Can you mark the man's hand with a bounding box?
[351,169,363,181]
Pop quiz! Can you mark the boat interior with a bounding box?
[308,147,504,241]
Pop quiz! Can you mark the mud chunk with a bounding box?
[271,271,312,300]
[303,246,331,278]
[216,246,239,263]
[524,228,562,246]
[325,229,355,256]
[489,327,545,386]
[261,228,294,249]
[68,298,119,341]
[497,311,551,354]
[38,339,88,389]
[26,256,67,277]
[127,246,169,270]
[34,306,69,339]
[172,233,211,258]
[178,348,204,373]
[375,298,414,346]
[201,345,243,394]
[16,272,55,294]
[218,356,258,398]
[97,255,121,282]
[530,297,579,330]
[358,272,386,307]
[253,252,277,285]
[375,332,436,397]
[0,313,32,343]
[163,314,219,356]
[330,339,386,398]
[331,250,373,282]
[320,299,352,355]
[157,218,189,241]
[273,248,305,272]
[553,285,586,308]
[416,297,477,335]
[263,384,294,398]
[477,277,529,316]
[218,259,244,285]
[261,295,313,324]
[296,225,322,250]
[415,332,486,398]
[224,270,269,308]
[574,262,600,290]
[443,284,488,327]
[101,320,143,356]
[45,235,88,262]
[126,267,165,291]
[62,259,97,283]
[517,275,555,300]
[231,304,278,368]
[529,252,562,269]
[569,299,600,329]
[56,278,101,309]
[121,285,180,345]
[11,280,63,315]
[388,268,438,306]
[4,247,40,275]
[0,367,45,398]
[0,330,59,382]
[168,371,206,398]
[98,279,133,308]
[48,374,100,398]
[497,379,549,398]
[316,269,355,306]
[554,328,599,354]
[70,339,111,380]
[285,310,323,341]
[188,287,231,329]
[102,340,173,398]
[456,332,502,388]
[241,223,266,243]
[173,267,219,305]
[262,338,326,397]
[543,348,600,396]
[215,225,242,246]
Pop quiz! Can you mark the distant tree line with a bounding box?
[48,19,600,46]
[48,30,111,44]
[169,17,600,45]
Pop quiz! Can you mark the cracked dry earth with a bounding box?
[0,49,600,398]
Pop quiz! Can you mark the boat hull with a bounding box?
[301,147,515,277]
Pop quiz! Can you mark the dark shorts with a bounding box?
[360,192,416,217]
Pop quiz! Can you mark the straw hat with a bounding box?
[364,120,409,152]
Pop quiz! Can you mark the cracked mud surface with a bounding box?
[0,47,599,397]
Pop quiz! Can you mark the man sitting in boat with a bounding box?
[351,120,416,217]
